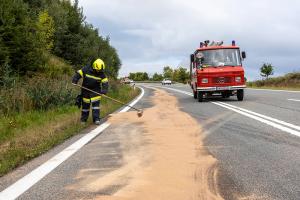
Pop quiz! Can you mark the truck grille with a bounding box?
[212,77,232,84]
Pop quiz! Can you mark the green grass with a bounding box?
[247,72,300,90]
[39,52,73,78]
[0,85,140,176]
[246,85,300,91]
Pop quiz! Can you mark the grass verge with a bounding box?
[247,72,300,91]
[246,85,300,91]
[0,85,140,176]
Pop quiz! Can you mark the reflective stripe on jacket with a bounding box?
[72,66,109,94]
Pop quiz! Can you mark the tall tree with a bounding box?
[143,72,149,80]
[163,66,173,78]
[128,73,136,80]
[0,0,122,79]
[36,10,55,51]
[176,67,190,83]
[128,72,149,81]
[260,63,274,79]
[0,0,44,74]
[152,73,163,81]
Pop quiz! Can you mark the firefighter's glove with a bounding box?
[75,94,82,109]
[100,90,107,95]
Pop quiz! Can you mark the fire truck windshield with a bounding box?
[200,49,242,67]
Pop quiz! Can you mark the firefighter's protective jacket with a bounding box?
[72,66,108,95]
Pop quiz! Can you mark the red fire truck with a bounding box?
[190,40,246,102]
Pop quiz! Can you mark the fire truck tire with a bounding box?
[198,92,204,102]
[237,89,244,101]
[193,90,197,99]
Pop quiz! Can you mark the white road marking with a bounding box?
[0,87,145,200]
[155,86,193,96]
[216,101,300,131]
[212,102,300,137]
[120,87,145,113]
[247,88,300,93]
[288,99,300,102]
[154,86,300,137]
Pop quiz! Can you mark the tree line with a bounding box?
[128,63,275,83]
[128,66,190,83]
[0,0,121,80]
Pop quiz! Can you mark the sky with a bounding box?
[79,0,300,80]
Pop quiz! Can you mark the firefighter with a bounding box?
[72,58,108,125]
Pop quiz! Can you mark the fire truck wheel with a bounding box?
[198,92,204,102]
[193,90,197,99]
[237,89,244,101]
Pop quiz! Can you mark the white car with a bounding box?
[122,78,134,84]
[162,79,172,85]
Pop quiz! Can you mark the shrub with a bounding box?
[26,76,76,110]
[38,53,73,78]
[247,72,300,89]
[0,75,77,116]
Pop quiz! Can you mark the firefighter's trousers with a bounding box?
[81,95,101,122]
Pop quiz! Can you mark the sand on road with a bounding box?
[69,88,223,200]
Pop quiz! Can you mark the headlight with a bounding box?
[235,77,241,82]
[201,78,208,83]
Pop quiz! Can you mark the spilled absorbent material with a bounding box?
[75,88,224,200]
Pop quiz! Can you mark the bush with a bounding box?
[38,53,73,78]
[0,73,134,116]
[0,63,19,88]
[26,76,76,110]
[247,72,300,89]
[0,84,139,176]
[0,75,77,116]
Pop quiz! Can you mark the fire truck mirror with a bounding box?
[190,54,195,62]
[241,51,246,59]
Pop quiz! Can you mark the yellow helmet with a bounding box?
[92,59,105,71]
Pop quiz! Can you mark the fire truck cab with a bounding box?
[190,40,246,102]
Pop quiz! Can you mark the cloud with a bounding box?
[79,0,300,80]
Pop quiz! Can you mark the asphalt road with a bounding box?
[0,84,300,200]
[152,84,300,200]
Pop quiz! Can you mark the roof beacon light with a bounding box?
[232,40,236,46]
[210,41,216,46]
[200,42,204,48]
[204,40,210,47]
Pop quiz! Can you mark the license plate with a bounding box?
[216,86,230,90]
